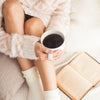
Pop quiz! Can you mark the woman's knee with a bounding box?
[24,17,45,37]
[2,0,23,16]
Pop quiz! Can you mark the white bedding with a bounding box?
[11,0,100,100]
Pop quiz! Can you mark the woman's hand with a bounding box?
[35,42,64,60]
[35,42,52,60]
[53,50,64,60]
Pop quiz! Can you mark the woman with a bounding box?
[0,0,71,99]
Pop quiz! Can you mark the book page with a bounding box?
[57,65,93,100]
[69,52,100,85]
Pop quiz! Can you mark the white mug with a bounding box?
[41,30,65,60]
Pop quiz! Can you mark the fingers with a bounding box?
[38,52,48,60]
[38,50,64,60]
[38,44,52,60]
[35,42,64,60]
[54,52,64,60]
[53,50,64,60]
[42,46,53,54]
[53,50,61,57]
[39,50,64,60]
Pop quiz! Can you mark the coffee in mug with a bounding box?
[41,30,65,51]
[43,34,64,49]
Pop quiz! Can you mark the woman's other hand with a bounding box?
[53,50,64,60]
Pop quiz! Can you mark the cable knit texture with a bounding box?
[0,0,71,59]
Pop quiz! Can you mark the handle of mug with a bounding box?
[48,53,53,60]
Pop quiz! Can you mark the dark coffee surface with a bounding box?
[43,34,64,48]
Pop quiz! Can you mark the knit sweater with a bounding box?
[0,0,71,60]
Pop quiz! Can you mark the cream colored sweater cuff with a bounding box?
[10,34,40,60]
[22,35,40,60]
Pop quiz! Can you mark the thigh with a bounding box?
[24,16,45,37]
[2,0,25,34]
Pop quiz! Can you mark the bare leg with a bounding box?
[2,0,34,71]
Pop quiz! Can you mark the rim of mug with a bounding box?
[41,30,65,51]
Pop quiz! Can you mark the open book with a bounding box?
[57,52,100,100]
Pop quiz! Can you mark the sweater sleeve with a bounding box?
[45,0,71,37]
[0,29,40,60]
